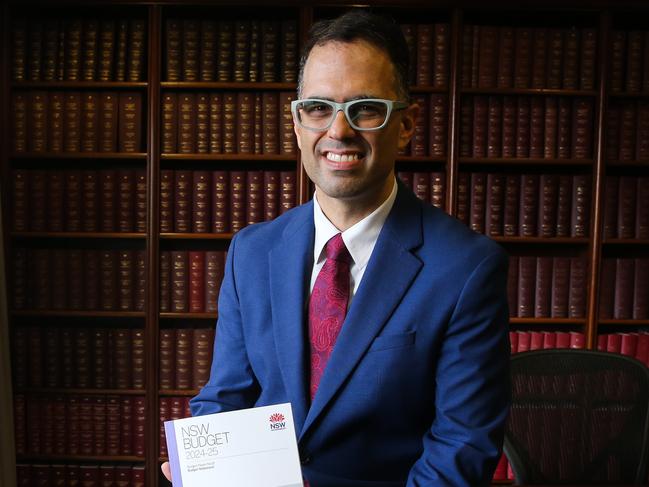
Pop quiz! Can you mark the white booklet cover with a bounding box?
[164,402,304,487]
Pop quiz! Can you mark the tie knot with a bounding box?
[325,233,351,263]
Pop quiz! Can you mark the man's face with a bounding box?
[295,40,418,211]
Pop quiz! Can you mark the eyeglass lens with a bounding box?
[297,100,389,130]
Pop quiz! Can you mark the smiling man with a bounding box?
[163,9,510,487]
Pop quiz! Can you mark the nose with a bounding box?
[327,109,357,140]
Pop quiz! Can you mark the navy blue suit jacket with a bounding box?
[191,183,511,486]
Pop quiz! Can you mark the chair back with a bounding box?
[504,349,649,484]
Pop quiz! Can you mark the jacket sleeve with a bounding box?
[407,249,511,487]
[189,233,261,416]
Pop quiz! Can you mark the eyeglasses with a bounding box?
[291,98,409,132]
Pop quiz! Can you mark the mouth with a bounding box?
[321,151,365,169]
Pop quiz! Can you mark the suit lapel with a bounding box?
[302,186,424,436]
[269,204,314,433]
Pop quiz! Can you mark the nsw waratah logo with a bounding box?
[269,413,286,431]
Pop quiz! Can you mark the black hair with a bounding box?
[297,9,410,101]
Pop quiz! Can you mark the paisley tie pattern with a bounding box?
[308,233,351,401]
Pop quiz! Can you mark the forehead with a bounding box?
[301,40,398,100]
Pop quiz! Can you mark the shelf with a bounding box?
[396,155,447,163]
[607,159,649,167]
[608,91,649,98]
[509,318,587,325]
[493,236,590,244]
[459,157,594,166]
[11,152,148,160]
[161,153,296,161]
[16,455,145,463]
[10,310,146,318]
[159,312,218,319]
[599,319,649,326]
[11,81,148,89]
[603,238,649,246]
[161,81,296,90]
[461,87,598,97]
[410,85,448,94]
[16,388,146,396]
[159,390,199,397]
[160,232,233,240]
[11,232,146,239]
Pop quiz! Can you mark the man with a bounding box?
[163,10,510,486]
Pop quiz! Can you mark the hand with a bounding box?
[161,461,172,482]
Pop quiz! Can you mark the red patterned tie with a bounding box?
[308,233,351,401]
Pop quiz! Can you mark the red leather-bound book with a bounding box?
[619,100,636,161]
[496,27,514,89]
[529,331,544,351]
[571,98,593,159]
[200,20,216,81]
[107,396,121,455]
[171,251,189,312]
[120,396,133,455]
[165,19,181,81]
[509,331,518,354]
[529,96,544,158]
[33,249,51,310]
[176,329,193,389]
[28,91,48,153]
[413,172,430,203]
[569,331,585,349]
[174,170,192,233]
[555,331,570,348]
[127,19,145,82]
[33,465,51,486]
[606,101,621,161]
[280,171,296,214]
[117,170,135,232]
[208,92,222,153]
[134,256,146,312]
[279,92,297,155]
[477,25,497,88]
[12,327,28,388]
[237,92,254,154]
[614,258,635,320]
[538,174,558,237]
[205,251,225,313]
[562,27,579,90]
[231,20,249,81]
[12,92,28,153]
[170,396,185,420]
[230,171,246,232]
[429,94,447,158]
[634,258,649,320]
[133,396,146,457]
[621,333,639,357]
[416,24,433,86]
[178,92,196,154]
[517,256,536,318]
[192,171,211,233]
[13,395,26,455]
[469,172,486,234]
[568,258,587,318]
[636,333,649,367]
[162,92,178,153]
[189,251,205,313]
[12,170,29,231]
[519,174,539,237]
[98,19,115,82]
[570,174,591,238]
[49,92,64,152]
[222,92,237,154]
[487,96,503,158]
[555,175,572,237]
[543,331,557,349]
[486,173,505,236]
[160,329,176,389]
[81,171,99,232]
[160,396,171,457]
[503,174,520,237]
[132,329,145,389]
[160,251,171,312]
[67,250,83,310]
[115,465,130,487]
[194,92,209,153]
[99,465,114,487]
[80,92,99,152]
[430,172,445,211]
[515,96,530,158]
[433,23,450,88]
[456,172,469,226]
[98,92,118,152]
[47,172,65,232]
[602,176,619,239]
[598,258,615,319]
[459,25,473,88]
[84,250,100,310]
[216,21,233,82]
[531,28,547,88]
[212,170,230,233]
[280,20,298,82]
[51,464,66,486]
[557,98,571,159]
[64,171,82,232]
[597,334,607,351]
[254,93,263,155]
[135,171,146,233]
[507,256,518,318]
[263,171,280,221]
[411,95,428,156]
[99,250,117,311]
[637,101,649,160]
[551,257,570,318]
[92,396,107,455]
[617,176,637,239]
[514,28,532,88]
[60,328,74,388]
[160,170,174,233]
[118,250,134,311]
[578,28,596,90]
[131,465,145,487]
[472,96,488,158]
[262,92,279,154]
[517,331,531,353]
[193,328,214,389]
[99,170,117,232]
[625,31,643,93]
[112,329,131,389]
[74,329,91,388]
[50,249,67,309]
[261,21,279,82]
[29,171,46,232]
[67,395,81,454]
[459,96,473,158]
[78,396,94,454]
[118,92,142,152]
[92,329,108,388]
[182,19,199,81]
[247,170,264,225]
[535,256,553,318]
[606,333,623,354]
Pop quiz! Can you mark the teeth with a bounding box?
[325,152,360,162]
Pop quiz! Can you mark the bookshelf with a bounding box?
[1,1,648,486]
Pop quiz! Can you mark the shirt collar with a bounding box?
[312,178,398,270]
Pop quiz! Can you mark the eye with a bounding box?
[353,102,384,117]
[301,102,332,117]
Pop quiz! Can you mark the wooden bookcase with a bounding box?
[1,1,648,486]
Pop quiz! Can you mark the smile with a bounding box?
[324,152,363,162]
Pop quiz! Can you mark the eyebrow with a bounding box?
[305,95,378,102]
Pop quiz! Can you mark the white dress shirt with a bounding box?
[309,178,398,306]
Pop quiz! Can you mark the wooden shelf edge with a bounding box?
[159,312,218,319]
[461,87,598,96]
[459,157,594,165]
[603,238,649,245]
[598,319,649,326]
[11,81,148,89]
[158,390,199,397]
[10,310,146,318]
[509,318,587,325]
[161,81,296,90]
[160,153,297,161]
[10,152,147,159]
[16,455,145,462]
[160,232,233,240]
[15,388,146,395]
[494,236,590,244]
[11,232,146,239]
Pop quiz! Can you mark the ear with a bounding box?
[293,114,303,150]
[397,102,419,150]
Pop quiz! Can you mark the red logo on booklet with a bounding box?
[269,413,286,431]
